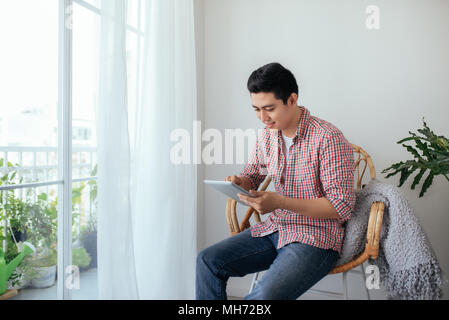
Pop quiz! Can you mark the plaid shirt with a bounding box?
[240,106,356,254]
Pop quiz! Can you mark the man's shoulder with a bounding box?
[308,114,346,140]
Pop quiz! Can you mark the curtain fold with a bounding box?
[97,0,197,299]
[97,0,139,299]
[131,0,197,300]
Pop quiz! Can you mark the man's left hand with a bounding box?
[238,190,284,214]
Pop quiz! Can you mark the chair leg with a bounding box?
[360,263,371,300]
[342,272,348,300]
[249,272,260,294]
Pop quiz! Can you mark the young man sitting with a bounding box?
[196,62,356,300]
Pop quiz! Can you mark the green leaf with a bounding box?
[419,172,434,197]
[411,168,426,190]
[437,137,449,151]
[38,193,48,201]
[398,166,417,187]
[381,161,405,174]
[414,138,433,160]
[397,136,418,144]
[402,144,424,161]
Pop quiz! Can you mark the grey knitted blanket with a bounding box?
[336,178,446,300]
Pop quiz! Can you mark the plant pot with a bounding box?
[30,265,56,289]
[11,228,27,243]
[83,231,97,269]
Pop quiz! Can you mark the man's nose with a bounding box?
[260,110,270,122]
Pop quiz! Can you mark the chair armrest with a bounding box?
[330,201,385,274]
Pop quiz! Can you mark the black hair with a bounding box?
[247,62,298,105]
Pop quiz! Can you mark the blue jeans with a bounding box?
[196,228,339,300]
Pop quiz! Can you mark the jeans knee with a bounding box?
[196,247,217,272]
[196,249,207,269]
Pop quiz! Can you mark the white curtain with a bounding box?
[97,0,198,299]
[97,0,139,299]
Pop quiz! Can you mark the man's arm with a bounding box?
[278,196,340,219]
[315,131,356,223]
[238,190,340,219]
[278,132,355,220]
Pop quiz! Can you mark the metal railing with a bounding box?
[0,146,98,251]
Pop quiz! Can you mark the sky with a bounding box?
[0,0,97,147]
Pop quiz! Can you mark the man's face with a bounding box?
[250,91,297,131]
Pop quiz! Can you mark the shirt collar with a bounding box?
[277,106,311,142]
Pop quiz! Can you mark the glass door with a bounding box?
[0,0,60,300]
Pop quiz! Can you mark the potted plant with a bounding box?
[29,247,57,288]
[382,118,449,197]
[72,247,91,271]
[16,193,57,288]
[0,159,36,289]
[1,160,98,289]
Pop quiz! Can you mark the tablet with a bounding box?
[204,179,255,205]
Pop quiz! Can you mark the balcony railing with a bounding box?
[0,145,97,268]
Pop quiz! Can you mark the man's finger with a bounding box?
[231,175,241,185]
[249,190,264,197]
[238,193,253,205]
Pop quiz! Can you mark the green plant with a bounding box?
[1,159,57,284]
[72,164,98,243]
[0,158,98,284]
[382,118,449,197]
[72,247,91,268]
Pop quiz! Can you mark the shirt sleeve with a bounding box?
[239,136,267,191]
[319,132,356,223]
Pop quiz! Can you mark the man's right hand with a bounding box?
[225,175,242,185]
[225,175,252,191]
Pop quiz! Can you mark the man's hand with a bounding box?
[238,190,284,215]
[225,175,252,191]
[225,175,242,185]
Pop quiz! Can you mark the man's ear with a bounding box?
[288,93,298,107]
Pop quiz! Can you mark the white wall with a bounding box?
[195,0,449,299]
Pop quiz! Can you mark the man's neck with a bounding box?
[281,106,302,138]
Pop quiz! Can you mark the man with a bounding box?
[196,62,356,300]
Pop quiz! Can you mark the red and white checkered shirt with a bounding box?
[240,106,356,254]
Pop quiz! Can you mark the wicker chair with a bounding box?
[225,143,386,300]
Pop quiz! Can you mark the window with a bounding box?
[0,0,145,300]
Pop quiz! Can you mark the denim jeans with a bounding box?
[196,228,339,300]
